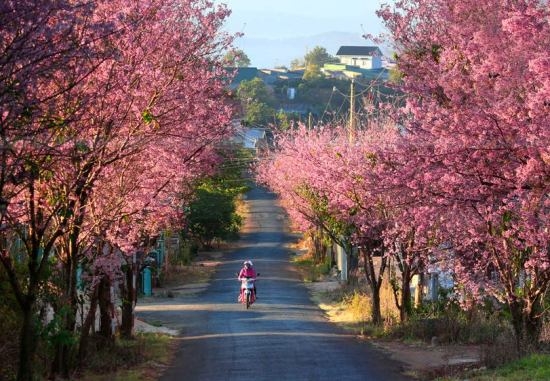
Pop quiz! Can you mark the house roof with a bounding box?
[226,67,258,89]
[235,67,258,80]
[336,46,382,57]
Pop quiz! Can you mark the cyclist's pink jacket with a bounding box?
[238,267,256,279]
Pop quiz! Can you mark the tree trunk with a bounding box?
[510,300,525,353]
[345,243,352,284]
[360,245,386,326]
[312,229,323,264]
[98,276,115,342]
[17,300,36,381]
[120,259,136,339]
[525,304,543,348]
[509,297,543,354]
[414,272,425,309]
[51,257,78,379]
[78,284,99,364]
[399,266,412,323]
[371,287,382,325]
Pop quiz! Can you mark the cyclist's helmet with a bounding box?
[243,260,253,268]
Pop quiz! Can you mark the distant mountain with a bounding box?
[233,31,382,69]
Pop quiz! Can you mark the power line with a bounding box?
[320,86,336,121]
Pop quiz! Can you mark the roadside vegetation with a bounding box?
[185,146,253,250]
[0,1,244,380]
[256,1,549,380]
[291,243,550,381]
[447,354,550,381]
[78,333,175,381]
[2,0,548,380]
[0,142,252,381]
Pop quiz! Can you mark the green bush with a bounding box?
[345,291,372,335]
[168,237,196,266]
[386,292,512,346]
[82,334,149,374]
[0,304,19,381]
[0,267,23,381]
[317,256,332,276]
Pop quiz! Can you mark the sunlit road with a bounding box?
[137,185,411,381]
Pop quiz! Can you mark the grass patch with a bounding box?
[161,263,215,288]
[290,251,333,282]
[312,285,373,333]
[342,291,372,335]
[290,252,317,282]
[79,333,176,381]
[81,369,146,381]
[290,252,314,266]
[146,320,164,328]
[441,353,550,381]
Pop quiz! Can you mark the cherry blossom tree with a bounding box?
[0,2,121,379]
[256,122,419,324]
[0,0,235,379]
[257,1,548,346]
[49,0,234,375]
[378,0,550,350]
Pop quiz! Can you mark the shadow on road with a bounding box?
[137,184,413,381]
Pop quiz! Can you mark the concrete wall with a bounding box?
[339,56,382,70]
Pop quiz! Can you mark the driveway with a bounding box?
[136,185,412,381]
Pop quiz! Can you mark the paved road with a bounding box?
[137,186,411,381]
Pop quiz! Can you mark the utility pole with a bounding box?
[348,78,355,143]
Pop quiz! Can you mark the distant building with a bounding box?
[226,67,259,90]
[322,63,364,79]
[336,46,383,70]
[257,68,305,84]
[276,69,305,81]
[321,63,388,81]
[258,68,288,85]
[231,123,267,151]
[286,87,296,100]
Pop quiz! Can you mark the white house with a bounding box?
[336,46,383,70]
[231,121,267,151]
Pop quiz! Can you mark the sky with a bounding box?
[216,0,389,68]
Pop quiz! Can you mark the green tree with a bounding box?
[185,147,252,249]
[290,46,339,81]
[187,188,242,249]
[223,48,251,67]
[290,46,337,71]
[237,77,273,104]
[387,53,402,84]
[387,67,402,84]
[290,58,305,70]
[304,46,339,67]
[237,78,276,125]
[303,63,323,81]
[243,101,275,126]
[276,109,291,130]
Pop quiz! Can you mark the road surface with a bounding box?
[137,185,412,381]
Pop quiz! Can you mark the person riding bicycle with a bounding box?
[238,260,257,299]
